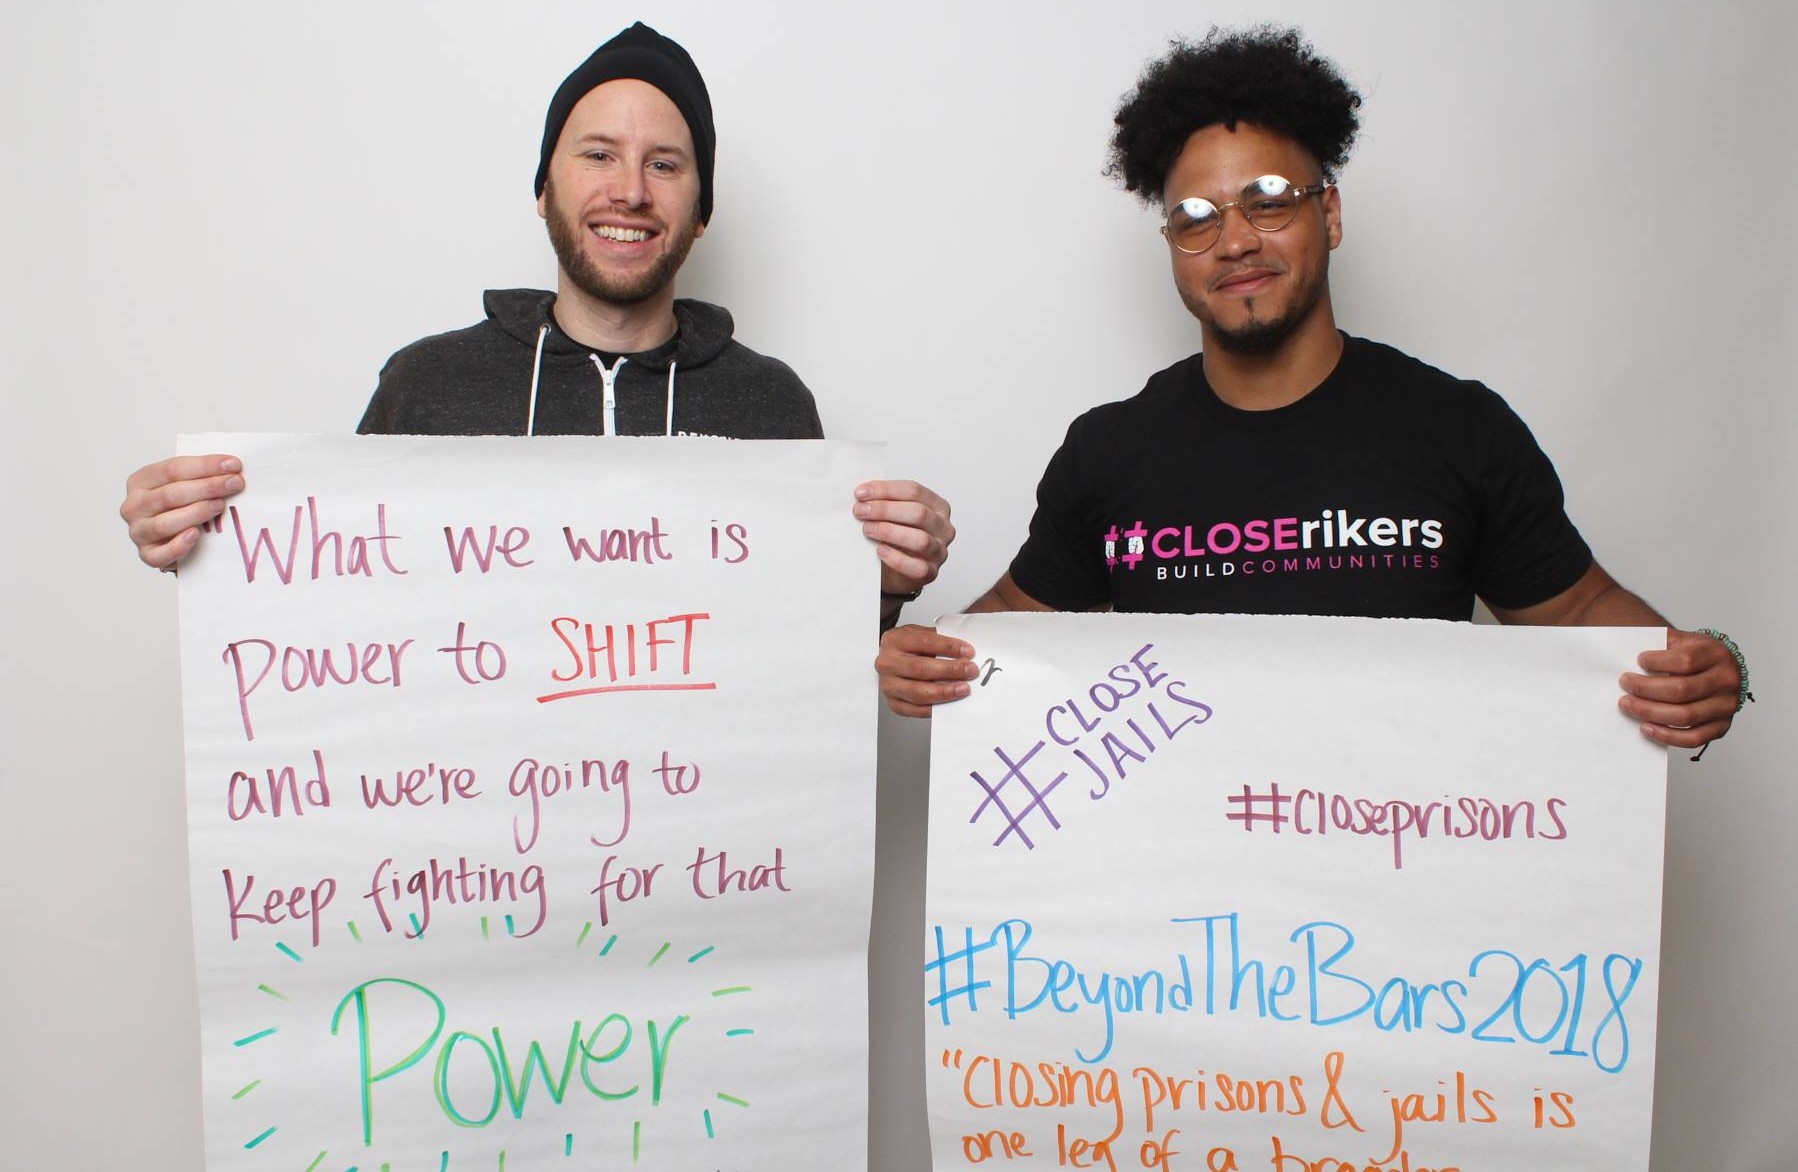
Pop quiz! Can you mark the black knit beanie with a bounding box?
[534,22,716,224]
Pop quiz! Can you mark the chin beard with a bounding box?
[544,186,698,307]
[1208,311,1305,357]
[1187,262,1330,359]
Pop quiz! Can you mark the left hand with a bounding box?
[875,624,978,717]
[1618,628,1742,750]
[853,480,954,596]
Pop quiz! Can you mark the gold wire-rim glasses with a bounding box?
[1161,175,1333,255]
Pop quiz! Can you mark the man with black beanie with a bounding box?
[122,21,954,632]
[535,22,718,226]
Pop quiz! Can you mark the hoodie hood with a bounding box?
[481,288,735,371]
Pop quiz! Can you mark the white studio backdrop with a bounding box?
[3,2,1791,1169]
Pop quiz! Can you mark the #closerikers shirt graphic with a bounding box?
[1009,335,1593,621]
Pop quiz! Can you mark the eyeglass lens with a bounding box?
[1166,175,1305,252]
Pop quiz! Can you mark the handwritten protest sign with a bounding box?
[924,613,1665,1171]
[176,434,879,1171]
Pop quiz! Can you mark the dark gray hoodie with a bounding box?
[357,289,823,439]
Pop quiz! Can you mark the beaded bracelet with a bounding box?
[1695,628,1754,712]
[1688,628,1754,762]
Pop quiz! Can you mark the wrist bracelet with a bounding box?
[881,588,923,603]
[1695,628,1754,712]
[1687,627,1754,761]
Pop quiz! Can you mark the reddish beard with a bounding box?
[543,176,699,307]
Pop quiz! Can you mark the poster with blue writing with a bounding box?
[924,613,1665,1171]
[176,434,880,1171]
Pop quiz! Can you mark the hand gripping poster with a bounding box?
[176,434,880,1171]
[924,613,1666,1172]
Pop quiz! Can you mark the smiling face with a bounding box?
[1161,122,1342,357]
[537,78,706,311]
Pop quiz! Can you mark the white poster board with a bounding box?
[176,434,879,1171]
[925,613,1666,1171]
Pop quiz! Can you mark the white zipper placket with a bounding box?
[591,355,628,436]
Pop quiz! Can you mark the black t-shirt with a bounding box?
[1008,335,1593,620]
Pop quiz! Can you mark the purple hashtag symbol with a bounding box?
[924,925,996,1025]
[968,739,1066,850]
[1225,782,1291,831]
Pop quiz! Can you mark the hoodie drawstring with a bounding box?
[664,362,677,436]
[525,324,550,437]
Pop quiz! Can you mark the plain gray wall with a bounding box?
[4,2,1791,1168]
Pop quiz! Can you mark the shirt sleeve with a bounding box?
[1468,388,1593,609]
[1006,415,1112,611]
[355,359,398,435]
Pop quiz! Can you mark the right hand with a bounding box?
[876,624,978,718]
[120,454,244,569]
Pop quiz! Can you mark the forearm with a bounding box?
[966,572,1055,614]
[1554,580,1668,628]
[879,567,1029,633]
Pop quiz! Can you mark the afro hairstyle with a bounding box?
[1109,25,1362,203]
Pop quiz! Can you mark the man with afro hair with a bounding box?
[877,25,1744,754]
